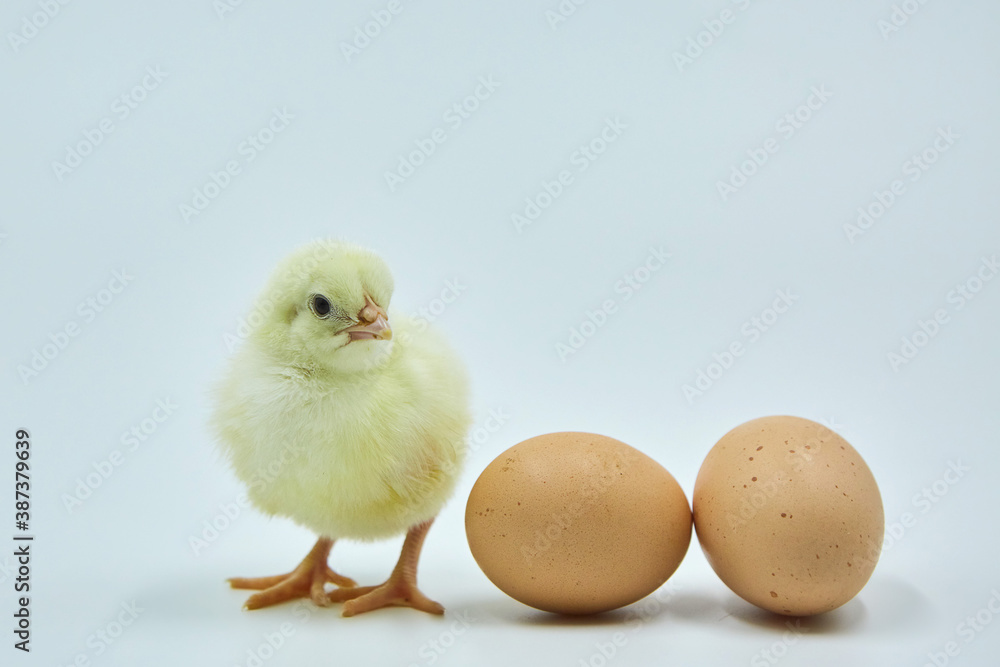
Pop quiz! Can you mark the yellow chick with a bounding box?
[211,239,470,616]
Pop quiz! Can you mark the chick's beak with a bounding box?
[346,314,391,341]
[345,296,392,342]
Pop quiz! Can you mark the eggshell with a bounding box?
[693,416,884,616]
[466,432,691,615]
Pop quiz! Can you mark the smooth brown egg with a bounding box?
[693,416,884,616]
[465,432,691,615]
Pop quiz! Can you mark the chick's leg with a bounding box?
[228,537,357,610]
[335,518,443,616]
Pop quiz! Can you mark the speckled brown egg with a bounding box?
[465,432,691,615]
[693,416,884,616]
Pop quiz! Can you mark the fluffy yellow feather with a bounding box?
[211,239,471,615]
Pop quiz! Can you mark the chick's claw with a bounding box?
[340,579,445,617]
[228,537,356,610]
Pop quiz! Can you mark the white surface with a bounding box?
[2,1,999,665]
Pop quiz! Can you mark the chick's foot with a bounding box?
[338,518,444,617]
[335,576,444,616]
[228,537,356,610]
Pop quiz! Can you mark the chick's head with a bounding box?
[252,239,396,373]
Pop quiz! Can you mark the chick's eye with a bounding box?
[310,294,332,318]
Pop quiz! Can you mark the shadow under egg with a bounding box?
[723,593,868,634]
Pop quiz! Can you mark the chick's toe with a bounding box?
[228,537,356,610]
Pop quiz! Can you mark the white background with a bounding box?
[2,1,999,666]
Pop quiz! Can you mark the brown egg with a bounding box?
[465,432,691,615]
[693,416,884,616]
